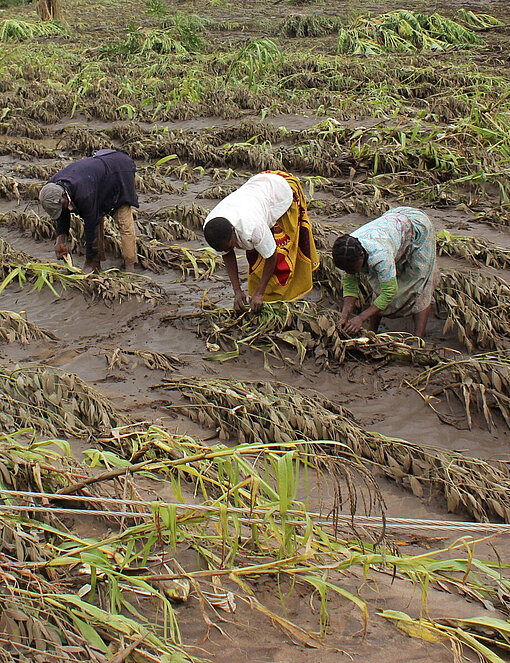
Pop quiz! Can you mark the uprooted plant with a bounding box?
[437,230,510,269]
[410,351,510,431]
[105,347,182,372]
[0,365,126,437]
[0,238,165,304]
[435,270,510,351]
[0,310,56,344]
[3,424,510,662]
[178,300,454,368]
[158,376,510,523]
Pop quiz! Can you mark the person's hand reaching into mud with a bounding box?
[233,289,247,314]
[55,235,68,260]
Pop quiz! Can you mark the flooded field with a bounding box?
[0,0,509,660]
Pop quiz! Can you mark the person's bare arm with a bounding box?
[344,303,382,334]
[223,249,247,312]
[250,250,277,312]
[339,295,357,327]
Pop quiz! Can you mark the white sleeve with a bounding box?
[252,223,276,259]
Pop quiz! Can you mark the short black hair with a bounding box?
[332,234,365,270]
[204,217,234,251]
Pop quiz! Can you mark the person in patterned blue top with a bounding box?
[332,207,436,338]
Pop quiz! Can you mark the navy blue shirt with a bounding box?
[49,149,139,259]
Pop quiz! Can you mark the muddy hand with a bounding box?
[338,314,349,329]
[233,290,247,314]
[250,291,264,313]
[55,241,68,259]
[343,315,363,335]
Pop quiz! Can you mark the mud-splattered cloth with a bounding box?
[342,207,436,316]
[246,171,319,302]
[49,149,138,259]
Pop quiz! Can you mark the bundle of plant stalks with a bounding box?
[0,434,384,658]
[197,183,237,199]
[309,189,389,220]
[3,425,510,663]
[135,211,198,242]
[59,125,112,155]
[0,210,81,251]
[135,168,179,194]
[14,162,66,180]
[279,14,340,37]
[0,510,193,662]
[475,204,510,227]
[0,175,20,201]
[0,238,165,304]
[436,270,510,351]
[0,236,31,267]
[0,18,67,42]
[0,429,143,506]
[455,9,504,30]
[0,116,47,139]
[101,217,218,277]
[156,202,207,230]
[410,351,510,431]
[381,610,510,663]
[189,301,452,367]
[0,310,56,344]
[161,376,510,522]
[0,137,56,159]
[106,347,182,372]
[337,10,480,55]
[437,230,510,269]
[315,251,344,299]
[0,430,78,494]
[0,365,126,438]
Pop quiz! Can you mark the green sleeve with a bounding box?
[373,277,398,310]
[342,273,359,299]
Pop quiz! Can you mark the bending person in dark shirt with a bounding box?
[39,149,139,273]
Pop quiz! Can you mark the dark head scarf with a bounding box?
[332,234,366,271]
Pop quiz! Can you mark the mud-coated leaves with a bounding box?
[435,270,510,351]
[161,376,510,523]
[0,365,126,438]
[0,310,56,344]
[187,300,452,369]
[412,351,510,430]
[0,237,165,303]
